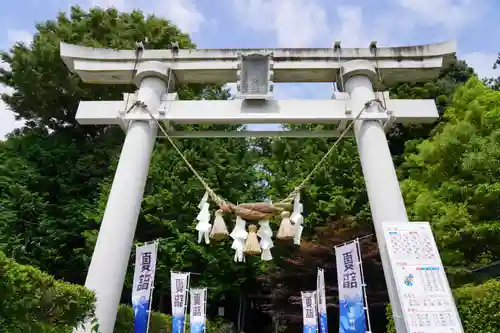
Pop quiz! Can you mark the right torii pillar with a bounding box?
[342,59,409,333]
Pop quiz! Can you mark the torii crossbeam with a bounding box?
[60,40,461,333]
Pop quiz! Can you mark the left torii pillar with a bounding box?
[77,61,170,333]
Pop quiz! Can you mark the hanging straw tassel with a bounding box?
[257,220,274,261]
[290,193,304,225]
[195,192,211,244]
[277,211,295,240]
[294,223,304,246]
[230,216,248,262]
[290,193,304,245]
[231,239,245,262]
[244,224,261,255]
[210,209,229,240]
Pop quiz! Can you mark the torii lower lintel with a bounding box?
[75,95,439,137]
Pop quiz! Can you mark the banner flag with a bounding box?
[132,242,158,333]
[317,268,328,333]
[301,291,318,333]
[335,242,366,333]
[190,288,207,333]
[171,271,190,333]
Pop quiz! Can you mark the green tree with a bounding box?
[0,128,122,283]
[256,132,369,230]
[0,6,196,285]
[89,123,268,308]
[399,77,500,285]
[0,6,193,134]
[0,250,95,333]
[484,53,500,90]
[388,59,475,161]
[0,5,267,317]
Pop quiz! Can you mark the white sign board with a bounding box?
[383,222,464,333]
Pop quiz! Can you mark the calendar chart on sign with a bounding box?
[383,222,464,333]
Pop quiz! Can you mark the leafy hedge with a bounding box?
[114,305,232,333]
[0,251,232,333]
[386,279,500,332]
[0,250,95,332]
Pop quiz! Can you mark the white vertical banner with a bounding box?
[317,268,328,333]
[190,288,208,333]
[335,242,366,333]
[301,291,318,333]
[132,242,158,333]
[171,271,191,333]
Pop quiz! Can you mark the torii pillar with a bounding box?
[341,60,409,333]
[60,41,459,333]
[76,62,171,333]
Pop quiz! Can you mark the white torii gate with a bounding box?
[61,40,457,333]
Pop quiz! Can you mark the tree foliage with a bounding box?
[0,250,95,332]
[0,6,192,133]
[0,6,227,288]
[0,3,265,319]
[399,78,500,285]
[388,59,475,161]
[114,305,232,333]
[0,127,122,283]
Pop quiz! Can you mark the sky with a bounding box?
[1,0,500,138]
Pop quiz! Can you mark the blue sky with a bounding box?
[1,0,500,137]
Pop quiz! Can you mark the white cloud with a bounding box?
[0,61,24,139]
[7,29,33,45]
[397,0,481,32]
[334,6,394,48]
[155,0,205,34]
[231,0,331,47]
[88,0,127,11]
[229,0,488,49]
[462,52,498,79]
[0,32,31,139]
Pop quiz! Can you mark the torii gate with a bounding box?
[61,40,460,333]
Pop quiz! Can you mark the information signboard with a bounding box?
[383,222,464,333]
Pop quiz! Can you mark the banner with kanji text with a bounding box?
[301,291,318,333]
[190,288,207,333]
[335,242,365,333]
[132,242,158,333]
[317,268,328,333]
[171,271,190,333]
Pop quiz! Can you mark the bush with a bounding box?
[386,279,500,332]
[114,305,232,333]
[0,251,232,333]
[0,250,95,333]
[114,305,170,333]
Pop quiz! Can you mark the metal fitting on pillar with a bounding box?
[131,61,175,118]
[171,41,180,54]
[133,61,172,87]
[341,59,377,84]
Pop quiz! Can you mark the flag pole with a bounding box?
[355,238,373,333]
[204,287,208,333]
[184,273,191,333]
